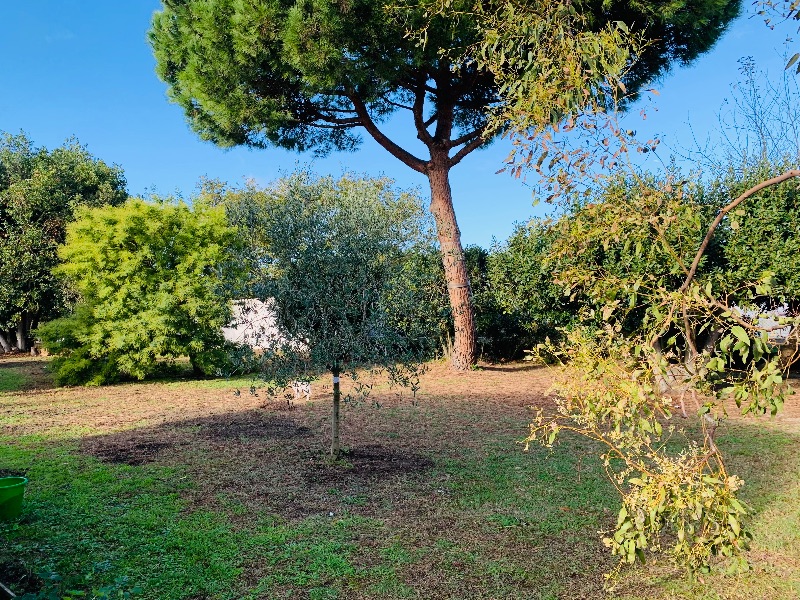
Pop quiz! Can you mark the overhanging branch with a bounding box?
[680,169,800,292]
[349,93,428,174]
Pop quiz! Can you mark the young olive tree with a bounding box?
[38,198,243,385]
[149,0,738,369]
[224,174,435,457]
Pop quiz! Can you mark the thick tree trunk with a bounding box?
[427,165,476,370]
[0,331,11,353]
[15,315,27,352]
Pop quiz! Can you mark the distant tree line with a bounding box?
[4,131,799,392]
[0,133,126,354]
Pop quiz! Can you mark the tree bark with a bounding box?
[16,315,27,352]
[0,331,11,353]
[29,316,39,356]
[349,86,480,369]
[427,164,476,370]
[331,367,341,458]
[188,352,205,377]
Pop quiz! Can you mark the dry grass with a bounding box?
[1,354,799,599]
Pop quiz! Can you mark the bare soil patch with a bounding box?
[306,444,433,482]
[0,559,41,596]
[82,437,178,466]
[189,413,312,441]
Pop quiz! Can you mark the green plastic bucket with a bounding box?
[0,476,28,521]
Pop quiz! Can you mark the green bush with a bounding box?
[38,198,245,385]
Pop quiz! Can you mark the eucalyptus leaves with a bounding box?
[526,166,800,577]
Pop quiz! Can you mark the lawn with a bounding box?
[1,355,798,599]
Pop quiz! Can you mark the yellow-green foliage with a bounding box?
[38,198,245,385]
[526,167,800,578]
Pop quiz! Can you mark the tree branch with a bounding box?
[321,107,359,114]
[318,115,363,126]
[384,99,414,111]
[413,84,434,146]
[680,169,800,292]
[706,296,792,333]
[311,122,363,130]
[448,127,484,149]
[349,93,428,173]
[449,130,487,167]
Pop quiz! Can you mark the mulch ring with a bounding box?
[163,432,437,521]
[303,444,433,483]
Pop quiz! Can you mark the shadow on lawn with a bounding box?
[77,401,800,524]
[79,408,435,521]
[15,396,800,599]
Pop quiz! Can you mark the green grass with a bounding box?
[0,443,242,599]
[0,367,27,392]
[3,430,799,599]
[0,431,615,599]
[611,420,800,600]
[2,373,799,599]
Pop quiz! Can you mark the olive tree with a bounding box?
[224,173,434,457]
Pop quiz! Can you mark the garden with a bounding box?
[3,0,800,598]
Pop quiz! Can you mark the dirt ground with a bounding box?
[3,354,799,512]
[0,356,555,518]
[0,355,550,440]
[2,353,799,599]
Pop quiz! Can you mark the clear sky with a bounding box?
[0,2,796,247]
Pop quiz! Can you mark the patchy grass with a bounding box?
[1,357,799,599]
[0,365,27,392]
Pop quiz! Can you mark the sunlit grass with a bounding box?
[0,367,26,392]
[1,362,798,599]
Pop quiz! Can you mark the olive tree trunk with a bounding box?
[331,368,341,458]
[428,165,476,371]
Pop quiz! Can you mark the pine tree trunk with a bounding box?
[427,165,476,370]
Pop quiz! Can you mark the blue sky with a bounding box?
[0,2,797,247]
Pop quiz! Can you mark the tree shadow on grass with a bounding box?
[8,401,800,600]
[78,408,435,521]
